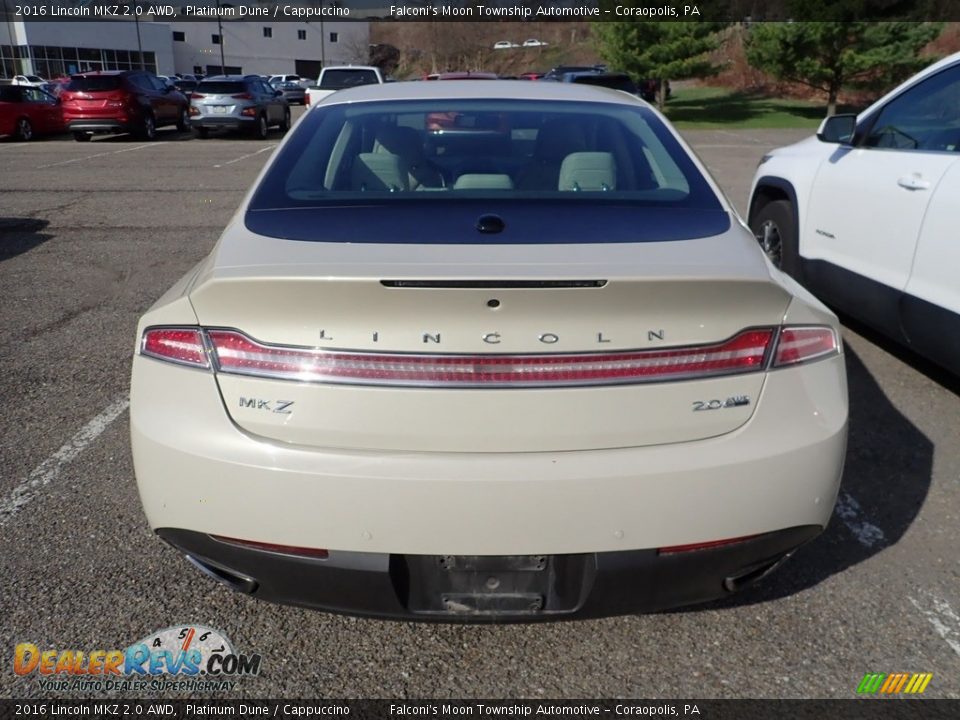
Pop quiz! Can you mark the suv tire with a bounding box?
[15,117,33,141]
[750,199,800,279]
[253,113,268,140]
[139,113,157,141]
[176,108,190,132]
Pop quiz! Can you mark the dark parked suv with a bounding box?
[60,70,190,141]
[190,75,290,139]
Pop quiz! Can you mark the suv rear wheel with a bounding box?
[253,113,268,140]
[176,108,190,132]
[195,126,209,139]
[73,131,91,142]
[279,108,291,132]
[139,113,157,140]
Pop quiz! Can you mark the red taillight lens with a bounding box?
[773,326,839,367]
[240,107,257,117]
[189,93,205,99]
[189,106,199,116]
[232,93,253,100]
[205,329,773,388]
[658,534,759,555]
[212,535,328,559]
[141,328,208,368]
[304,93,310,106]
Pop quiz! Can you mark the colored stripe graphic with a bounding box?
[857,673,932,694]
[857,673,885,693]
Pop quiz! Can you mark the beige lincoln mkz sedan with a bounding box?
[130,81,848,620]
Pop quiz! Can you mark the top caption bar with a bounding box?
[5,0,958,23]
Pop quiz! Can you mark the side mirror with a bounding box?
[817,114,857,144]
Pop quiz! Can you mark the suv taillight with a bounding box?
[190,93,205,99]
[232,93,253,100]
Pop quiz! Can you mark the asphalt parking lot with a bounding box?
[1,112,958,700]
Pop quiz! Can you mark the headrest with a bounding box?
[452,174,515,190]
[351,153,409,192]
[558,152,617,191]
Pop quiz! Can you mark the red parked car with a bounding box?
[60,70,190,142]
[0,85,65,141]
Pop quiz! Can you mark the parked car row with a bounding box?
[1,69,295,142]
[493,39,549,49]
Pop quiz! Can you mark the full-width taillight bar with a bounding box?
[139,326,838,387]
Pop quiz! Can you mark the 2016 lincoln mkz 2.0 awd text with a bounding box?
[130,81,848,621]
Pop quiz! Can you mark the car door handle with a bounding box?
[897,175,931,190]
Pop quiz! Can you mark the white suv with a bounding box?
[749,51,960,375]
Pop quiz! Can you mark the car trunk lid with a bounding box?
[186,227,790,452]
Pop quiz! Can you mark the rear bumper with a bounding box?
[158,525,821,621]
[193,116,253,130]
[67,119,132,133]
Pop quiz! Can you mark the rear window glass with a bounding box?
[0,87,21,101]
[66,76,122,92]
[248,99,719,209]
[319,69,380,90]
[197,81,246,94]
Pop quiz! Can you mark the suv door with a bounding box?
[803,65,960,335]
[146,74,175,123]
[256,79,280,122]
[901,66,960,371]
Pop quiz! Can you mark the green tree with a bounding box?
[594,21,729,110]
[745,22,943,115]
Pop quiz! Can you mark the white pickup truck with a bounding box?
[305,66,384,105]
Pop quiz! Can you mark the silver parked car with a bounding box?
[272,80,306,106]
[190,75,290,139]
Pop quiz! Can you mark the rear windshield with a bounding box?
[66,75,122,92]
[249,99,720,209]
[319,69,380,90]
[197,81,246,95]
[0,87,21,101]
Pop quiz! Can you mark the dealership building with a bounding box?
[0,9,368,80]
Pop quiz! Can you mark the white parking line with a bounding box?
[909,593,960,658]
[0,397,129,528]
[834,491,887,547]
[37,142,167,169]
[214,143,277,168]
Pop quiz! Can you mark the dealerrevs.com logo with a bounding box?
[14,625,261,692]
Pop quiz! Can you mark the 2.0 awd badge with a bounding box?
[692,395,751,411]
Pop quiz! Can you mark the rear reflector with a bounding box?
[141,328,208,368]
[658,534,759,555]
[211,535,329,559]
[205,328,774,388]
[773,326,839,367]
